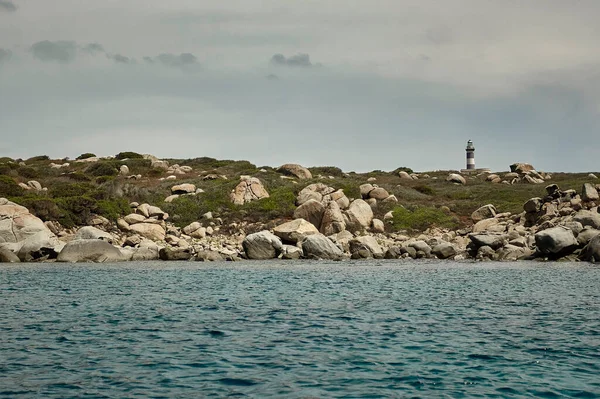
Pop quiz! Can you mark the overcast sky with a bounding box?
[1,1,599,172]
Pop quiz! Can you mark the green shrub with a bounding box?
[53,196,98,228]
[25,155,50,163]
[85,162,118,177]
[76,153,96,160]
[163,190,234,227]
[309,166,344,177]
[147,168,164,177]
[96,199,130,221]
[180,158,257,176]
[66,172,92,182]
[0,175,24,197]
[17,166,39,179]
[181,157,228,169]
[391,205,458,232]
[0,163,17,176]
[96,176,116,184]
[120,158,152,174]
[11,196,61,221]
[115,151,144,160]
[50,182,96,198]
[414,184,435,196]
[242,186,297,220]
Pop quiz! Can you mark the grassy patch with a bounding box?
[309,166,345,177]
[85,162,119,177]
[0,176,25,197]
[25,155,50,163]
[391,205,458,232]
[115,151,144,160]
[76,153,97,160]
[241,186,297,220]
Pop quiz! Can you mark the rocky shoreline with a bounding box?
[1,162,599,263]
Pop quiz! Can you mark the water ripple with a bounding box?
[1,261,599,398]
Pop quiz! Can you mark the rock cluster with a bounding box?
[489,163,552,184]
[293,183,384,235]
[17,180,47,192]
[466,181,600,261]
[230,176,270,205]
[167,164,193,176]
[2,165,600,264]
[117,203,169,241]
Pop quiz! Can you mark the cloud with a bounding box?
[426,26,453,46]
[2,1,600,172]
[142,53,199,68]
[142,53,196,67]
[30,40,78,63]
[0,48,12,64]
[82,43,105,55]
[271,53,317,68]
[0,0,16,12]
[108,54,133,64]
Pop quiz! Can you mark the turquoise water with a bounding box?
[1,261,599,398]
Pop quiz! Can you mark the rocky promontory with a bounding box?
[1,153,599,263]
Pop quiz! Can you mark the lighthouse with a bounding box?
[466,140,475,170]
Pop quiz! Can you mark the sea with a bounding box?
[1,260,599,398]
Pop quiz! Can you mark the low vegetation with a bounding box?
[0,153,597,233]
[391,205,458,232]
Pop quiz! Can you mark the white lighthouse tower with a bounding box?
[466,140,475,170]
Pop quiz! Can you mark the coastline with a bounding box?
[1,155,599,264]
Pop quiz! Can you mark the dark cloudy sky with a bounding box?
[1,1,599,172]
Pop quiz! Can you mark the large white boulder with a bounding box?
[580,234,600,262]
[573,210,600,229]
[346,199,374,230]
[0,246,20,262]
[124,213,146,225]
[349,236,383,258]
[432,242,457,259]
[273,219,319,244]
[74,226,114,243]
[57,239,126,263]
[128,223,166,242]
[535,226,578,256]
[582,183,599,202]
[471,204,497,222]
[398,171,412,180]
[369,187,390,200]
[301,234,343,260]
[293,199,325,230]
[230,177,269,205]
[446,174,466,185]
[277,164,312,180]
[242,231,283,260]
[320,201,346,236]
[17,231,62,262]
[0,199,52,244]
[171,183,196,194]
